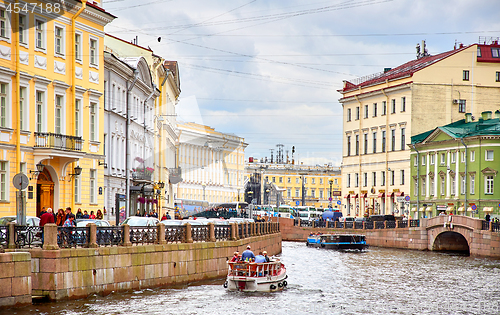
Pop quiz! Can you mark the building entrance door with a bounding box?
[36,169,54,216]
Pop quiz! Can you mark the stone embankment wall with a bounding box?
[0,222,281,308]
[279,216,500,257]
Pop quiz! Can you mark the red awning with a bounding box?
[378,192,385,198]
[360,193,367,198]
[344,194,350,199]
[352,194,359,199]
[395,192,404,197]
[387,192,395,198]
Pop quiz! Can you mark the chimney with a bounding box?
[465,113,473,123]
[481,111,492,120]
[495,110,500,119]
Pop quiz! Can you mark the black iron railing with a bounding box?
[96,226,124,246]
[375,221,385,229]
[337,221,344,228]
[482,221,490,230]
[345,221,354,229]
[35,132,83,151]
[354,222,363,229]
[165,226,185,243]
[386,221,396,229]
[365,221,374,229]
[191,225,209,242]
[57,227,90,248]
[409,219,420,227]
[214,225,231,241]
[0,226,8,248]
[492,222,500,232]
[15,226,43,248]
[129,226,157,244]
[399,221,408,228]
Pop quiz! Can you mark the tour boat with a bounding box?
[225,259,287,292]
[306,233,368,251]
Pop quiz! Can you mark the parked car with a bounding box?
[339,217,355,222]
[120,216,159,226]
[0,216,40,226]
[75,219,111,227]
[354,217,368,222]
[369,215,396,222]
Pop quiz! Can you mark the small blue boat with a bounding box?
[306,234,367,251]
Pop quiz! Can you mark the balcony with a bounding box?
[169,167,182,184]
[35,132,83,151]
[132,167,153,182]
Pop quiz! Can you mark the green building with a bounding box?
[410,111,500,219]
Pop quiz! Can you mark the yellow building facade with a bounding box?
[0,0,114,217]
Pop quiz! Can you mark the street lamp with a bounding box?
[30,161,45,179]
[328,179,333,209]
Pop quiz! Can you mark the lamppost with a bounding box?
[328,179,333,209]
[247,190,254,219]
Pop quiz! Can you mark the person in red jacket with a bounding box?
[40,208,55,244]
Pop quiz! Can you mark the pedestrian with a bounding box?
[485,213,491,222]
[56,209,66,226]
[40,208,55,244]
[161,213,167,221]
[63,213,76,227]
[76,208,83,219]
[65,207,73,220]
[96,209,103,220]
[82,210,90,219]
[39,207,46,218]
[89,211,96,219]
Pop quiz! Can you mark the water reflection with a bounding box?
[12,242,500,315]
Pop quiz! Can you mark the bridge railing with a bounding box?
[3,221,278,249]
[482,220,490,230]
[492,222,500,233]
[299,219,421,230]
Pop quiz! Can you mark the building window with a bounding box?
[287,188,291,197]
[381,171,385,186]
[89,102,97,141]
[355,106,360,120]
[364,105,368,118]
[420,178,425,196]
[463,70,469,81]
[485,175,494,194]
[74,176,81,203]
[414,156,417,166]
[347,108,351,122]
[400,170,405,185]
[391,99,396,114]
[295,188,299,197]
[430,154,435,165]
[35,19,45,50]
[0,83,7,128]
[458,99,466,113]
[363,133,368,155]
[422,155,426,166]
[382,101,387,115]
[19,86,26,130]
[486,150,494,161]
[75,33,82,61]
[470,150,475,162]
[496,72,500,82]
[319,190,323,199]
[272,176,276,183]
[311,189,316,198]
[0,9,9,40]
[55,95,63,134]
[54,25,64,56]
[372,132,377,153]
[311,178,315,184]
[75,99,81,136]
[90,38,98,66]
[451,175,456,195]
[371,172,376,187]
[460,175,466,195]
[461,151,466,163]
[441,153,446,165]
[373,103,377,117]
[319,178,323,184]
[381,131,386,152]
[279,177,283,183]
[440,177,445,195]
[355,135,359,156]
[401,97,406,112]
[19,14,27,45]
[347,174,351,188]
[90,169,96,203]
[451,152,456,163]
[470,174,475,195]
[430,177,435,195]
[0,161,6,201]
[477,47,482,57]
[36,91,44,132]
[491,48,500,58]
[400,127,405,150]
[390,170,395,186]
[287,177,291,183]
[355,173,359,188]
[363,173,367,187]
[413,179,418,197]
[347,136,351,156]
[391,129,396,151]
[295,178,299,184]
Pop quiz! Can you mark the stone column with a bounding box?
[157,223,166,244]
[8,222,15,249]
[185,223,193,243]
[252,222,256,236]
[123,224,132,246]
[208,222,216,242]
[88,223,98,248]
[384,221,387,229]
[42,223,59,250]
[362,222,366,230]
[312,220,316,228]
[230,222,237,241]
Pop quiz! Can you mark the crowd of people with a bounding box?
[230,245,270,263]
[39,207,107,228]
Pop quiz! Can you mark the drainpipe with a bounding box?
[71,0,87,212]
[412,144,420,219]
[124,70,139,224]
[460,138,468,217]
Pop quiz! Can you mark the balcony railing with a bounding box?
[132,170,152,181]
[35,132,83,151]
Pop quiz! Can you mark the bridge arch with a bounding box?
[426,216,475,255]
[432,231,470,254]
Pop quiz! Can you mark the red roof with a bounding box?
[340,45,470,93]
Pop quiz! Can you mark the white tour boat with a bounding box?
[225,259,287,292]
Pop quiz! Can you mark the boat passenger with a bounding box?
[255,252,266,263]
[230,251,240,262]
[263,251,270,262]
[241,245,255,262]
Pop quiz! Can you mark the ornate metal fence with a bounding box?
[375,221,385,229]
[0,226,8,248]
[15,226,43,248]
[386,221,396,229]
[214,225,231,241]
[399,221,408,228]
[337,221,344,228]
[354,222,363,229]
[345,221,354,229]
[482,221,490,230]
[165,226,185,243]
[96,227,124,246]
[57,227,90,248]
[409,219,420,227]
[191,226,209,242]
[365,221,374,229]
[129,226,157,244]
[492,222,500,232]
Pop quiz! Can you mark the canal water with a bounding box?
[10,242,500,315]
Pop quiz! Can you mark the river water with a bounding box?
[10,242,500,315]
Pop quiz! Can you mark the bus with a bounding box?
[296,206,322,222]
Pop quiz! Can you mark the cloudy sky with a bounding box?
[103,0,500,166]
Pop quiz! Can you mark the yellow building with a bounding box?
[176,122,247,205]
[245,162,341,210]
[339,41,500,218]
[0,0,114,217]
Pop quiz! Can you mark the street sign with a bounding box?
[328,197,332,201]
[405,195,410,201]
[337,200,341,205]
[471,204,477,211]
[295,200,300,206]
[13,173,29,190]
[396,196,406,203]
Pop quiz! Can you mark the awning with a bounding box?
[446,206,454,212]
[483,207,494,212]
[344,194,350,199]
[411,207,417,212]
[352,194,359,199]
[395,192,404,197]
[467,207,473,213]
[457,207,464,212]
[387,192,395,198]
[360,193,367,198]
[425,207,432,212]
[419,207,424,212]
[378,192,385,198]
